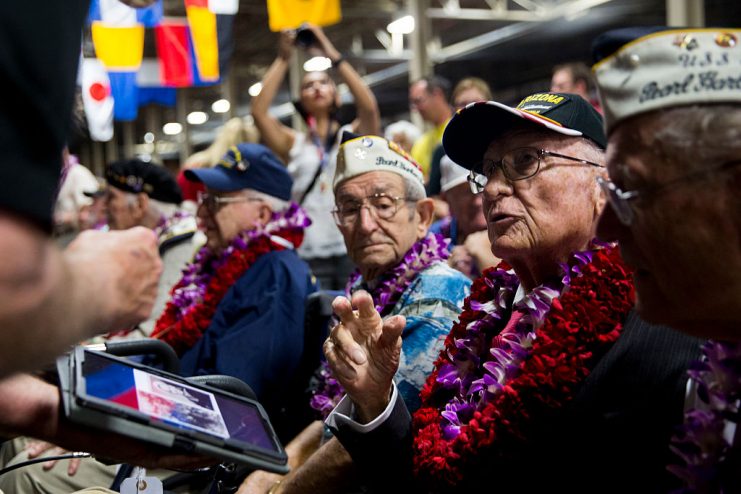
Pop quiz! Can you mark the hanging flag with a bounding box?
[216,14,235,77]
[266,0,341,32]
[92,22,145,120]
[155,20,193,87]
[137,59,178,107]
[89,0,163,27]
[81,58,114,142]
[184,0,220,83]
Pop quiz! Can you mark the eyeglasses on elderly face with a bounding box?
[467,147,604,194]
[598,159,741,226]
[197,191,263,212]
[332,193,411,227]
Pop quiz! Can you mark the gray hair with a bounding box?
[244,189,290,212]
[651,104,741,172]
[384,120,422,144]
[402,175,427,220]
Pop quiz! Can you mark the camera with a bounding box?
[295,25,316,48]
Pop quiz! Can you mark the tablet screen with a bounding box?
[80,351,280,454]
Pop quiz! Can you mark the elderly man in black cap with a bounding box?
[321,91,700,493]
[593,27,741,493]
[103,158,198,336]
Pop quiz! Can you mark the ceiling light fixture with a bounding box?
[248,82,263,97]
[387,15,415,35]
[212,99,231,113]
[187,111,208,125]
[162,122,183,135]
[303,56,332,72]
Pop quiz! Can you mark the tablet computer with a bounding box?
[57,347,289,473]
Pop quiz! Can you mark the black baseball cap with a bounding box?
[443,92,607,173]
[185,143,293,201]
[106,159,182,204]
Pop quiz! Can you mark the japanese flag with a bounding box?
[81,58,114,142]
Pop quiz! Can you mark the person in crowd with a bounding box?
[238,133,471,494]
[432,157,500,278]
[53,154,101,246]
[427,77,492,218]
[0,0,162,378]
[0,160,197,490]
[156,143,317,430]
[593,26,741,493]
[323,92,701,493]
[0,144,317,493]
[102,158,198,336]
[409,76,453,179]
[384,120,422,154]
[550,61,601,112]
[0,0,209,482]
[252,23,380,291]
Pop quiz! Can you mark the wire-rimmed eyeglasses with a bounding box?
[467,147,605,194]
[197,191,263,212]
[332,193,411,227]
[598,159,741,226]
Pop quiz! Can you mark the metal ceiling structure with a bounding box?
[75,0,740,172]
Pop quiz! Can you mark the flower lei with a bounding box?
[412,244,634,489]
[152,203,310,355]
[153,210,193,240]
[668,340,741,494]
[309,233,451,418]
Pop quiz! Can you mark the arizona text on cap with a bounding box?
[333,132,425,195]
[185,143,293,201]
[592,27,741,135]
[443,92,606,172]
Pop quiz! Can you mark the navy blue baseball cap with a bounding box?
[185,143,293,201]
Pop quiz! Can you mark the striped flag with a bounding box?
[91,22,145,120]
[88,0,163,27]
[184,0,219,83]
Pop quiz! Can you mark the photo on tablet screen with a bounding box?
[134,372,229,438]
[81,351,279,453]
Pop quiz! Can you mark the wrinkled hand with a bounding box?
[449,245,475,277]
[323,291,404,423]
[65,227,162,333]
[278,30,295,60]
[463,230,500,271]
[25,440,81,475]
[237,469,284,494]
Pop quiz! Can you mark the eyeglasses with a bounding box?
[598,159,741,226]
[332,193,410,227]
[197,191,263,212]
[467,147,605,194]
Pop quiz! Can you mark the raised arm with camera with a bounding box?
[251,24,380,164]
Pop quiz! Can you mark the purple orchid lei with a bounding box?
[309,233,451,418]
[168,203,310,317]
[435,247,597,439]
[669,340,741,494]
[153,210,194,240]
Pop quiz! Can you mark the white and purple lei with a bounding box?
[670,340,741,494]
[309,233,451,417]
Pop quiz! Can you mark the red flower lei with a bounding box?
[412,245,635,489]
[152,206,308,355]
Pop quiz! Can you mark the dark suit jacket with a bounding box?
[330,311,701,494]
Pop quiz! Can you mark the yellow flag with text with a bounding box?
[266,0,341,31]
